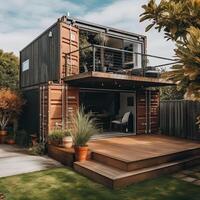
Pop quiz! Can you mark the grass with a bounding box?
[0,167,200,200]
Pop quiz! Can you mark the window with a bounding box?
[124,41,143,68]
[22,59,29,71]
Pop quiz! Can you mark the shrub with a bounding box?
[70,107,98,146]
[28,143,46,156]
[0,88,25,131]
[48,129,71,145]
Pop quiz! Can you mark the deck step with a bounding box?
[91,147,200,171]
[74,155,200,189]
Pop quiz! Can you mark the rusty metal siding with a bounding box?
[20,23,60,88]
[39,83,79,139]
[60,22,79,77]
[20,20,79,88]
[136,90,159,134]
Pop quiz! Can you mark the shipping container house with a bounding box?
[19,16,172,141]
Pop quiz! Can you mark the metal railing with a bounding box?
[65,44,176,77]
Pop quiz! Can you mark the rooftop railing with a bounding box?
[65,44,177,78]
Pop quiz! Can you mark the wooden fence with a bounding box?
[160,100,200,139]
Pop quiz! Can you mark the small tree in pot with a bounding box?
[71,107,98,162]
[0,88,25,143]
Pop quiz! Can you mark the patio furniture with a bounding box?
[111,112,131,132]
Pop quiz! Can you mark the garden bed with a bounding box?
[47,144,75,167]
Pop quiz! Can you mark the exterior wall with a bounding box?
[60,21,79,77]
[136,90,159,134]
[19,87,40,136]
[20,19,79,88]
[20,23,60,88]
[39,83,79,139]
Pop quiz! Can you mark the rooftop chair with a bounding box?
[111,112,131,132]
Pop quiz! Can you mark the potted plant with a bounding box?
[6,132,16,145]
[30,134,37,146]
[0,88,25,144]
[48,129,64,146]
[62,130,73,148]
[70,107,98,162]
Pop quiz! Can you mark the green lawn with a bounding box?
[0,167,199,200]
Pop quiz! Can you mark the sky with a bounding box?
[0,0,175,66]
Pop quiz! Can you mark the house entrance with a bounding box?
[79,89,136,135]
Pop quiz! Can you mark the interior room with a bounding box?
[79,89,136,134]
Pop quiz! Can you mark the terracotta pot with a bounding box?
[30,134,37,146]
[0,130,7,144]
[50,140,61,147]
[6,138,16,145]
[0,130,7,136]
[62,136,73,148]
[74,146,88,162]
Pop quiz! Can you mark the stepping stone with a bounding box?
[181,170,194,175]
[193,180,200,186]
[173,173,186,178]
[181,176,197,183]
[192,166,200,172]
[193,172,200,179]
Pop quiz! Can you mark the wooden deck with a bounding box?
[89,134,200,162]
[74,134,200,189]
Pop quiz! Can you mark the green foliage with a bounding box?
[28,143,46,156]
[0,49,19,89]
[140,0,200,41]
[160,86,185,100]
[70,107,98,146]
[79,31,93,67]
[162,26,200,101]
[48,129,70,144]
[140,0,200,102]
[0,168,200,200]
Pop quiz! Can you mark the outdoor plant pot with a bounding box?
[62,136,73,148]
[30,134,37,146]
[6,138,16,145]
[74,146,88,162]
[100,66,107,72]
[0,130,7,144]
[50,140,62,147]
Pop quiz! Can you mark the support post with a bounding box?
[93,46,96,71]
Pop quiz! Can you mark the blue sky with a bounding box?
[0,0,175,66]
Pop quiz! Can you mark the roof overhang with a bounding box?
[64,72,174,91]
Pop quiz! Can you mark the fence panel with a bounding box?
[160,100,200,139]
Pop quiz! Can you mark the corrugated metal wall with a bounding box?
[20,23,60,88]
[160,100,200,139]
[136,90,159,134]
[39,83,79,140]
[20,19,79,89]
[60,22,79,77]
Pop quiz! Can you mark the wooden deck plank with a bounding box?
[88,135,200,162]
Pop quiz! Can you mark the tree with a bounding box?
[140,0,200,125]
[0,88,25,131]
[0,49,19,89]
[160,86,185,101]
[140,0,200,100]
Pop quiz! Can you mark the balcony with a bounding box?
[65,44,163,78]
[64,44,175,90]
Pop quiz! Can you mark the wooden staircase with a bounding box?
[74,147,200,189]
